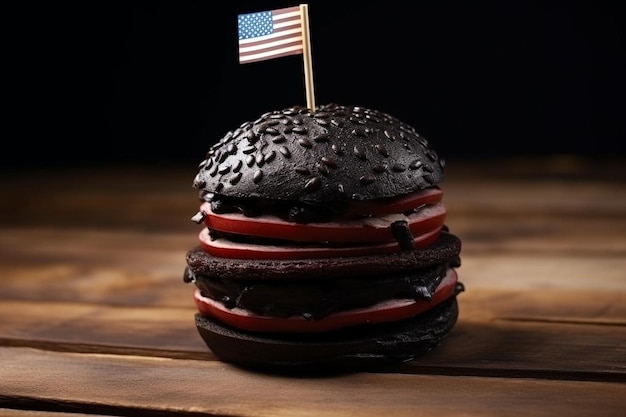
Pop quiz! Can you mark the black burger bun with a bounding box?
[195,296,459,373]
[193,103,445,203]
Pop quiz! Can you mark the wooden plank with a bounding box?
[460,289,626,323]
[2,227,626,306]
[406,316,626,381]
[1,347,625,417]
[447,215,626,255]
[0,158,624,417]
[0,410,118,417]
[1,158,625,232]
[2,250,625,309]
[1,289,625,380]
[458,255,626,291]
[444,156,626,183]
[0,229,195,308]
[0,167,196,231]
[3,288,625,341]
[4,208,626,257]
[444,178,626,216]
[0,301,209,359]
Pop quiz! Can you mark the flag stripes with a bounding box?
[238,7,303,64]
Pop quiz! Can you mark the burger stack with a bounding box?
[183,103,463,372]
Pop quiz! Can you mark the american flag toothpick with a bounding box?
[237,4,316,111]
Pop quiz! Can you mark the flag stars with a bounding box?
[238,11,274,40]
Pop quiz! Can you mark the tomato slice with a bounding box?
[194,268,458,333]
[198,226,443,260]
[200,202,446,243]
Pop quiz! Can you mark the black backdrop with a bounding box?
[5,0,625,169]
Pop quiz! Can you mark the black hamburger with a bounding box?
[183,103,463,372]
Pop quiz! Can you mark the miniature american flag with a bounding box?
[237,6,304,64]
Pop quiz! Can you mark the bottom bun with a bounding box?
[195,296,459,373]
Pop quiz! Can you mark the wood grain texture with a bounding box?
[0,409,120,417]
[1,157,625,416]
[1,348,625,417]
[1,288,624,381]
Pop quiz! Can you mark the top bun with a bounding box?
[193,104,445,202]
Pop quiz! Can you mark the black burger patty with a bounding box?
[184,232,462,319]
[189,264,452,320]
[185,230,461,281]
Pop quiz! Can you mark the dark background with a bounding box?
[5,0,625,170]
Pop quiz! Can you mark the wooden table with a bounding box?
[1,155,625,416]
